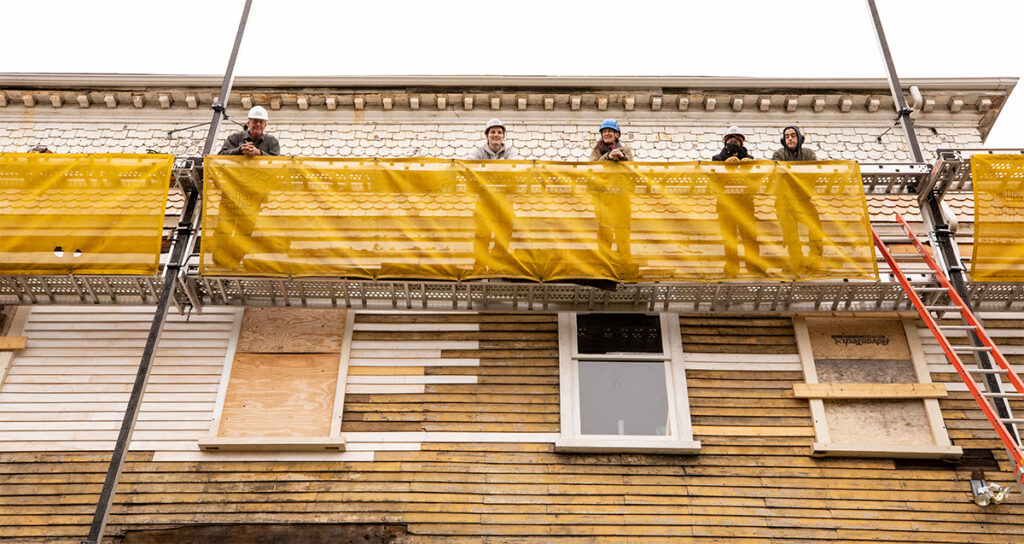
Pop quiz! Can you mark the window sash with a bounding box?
[556,312,700,453]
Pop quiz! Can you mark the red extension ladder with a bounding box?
[873,214,1024,488]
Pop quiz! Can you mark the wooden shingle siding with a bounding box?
[1,310,1022,542]
[343,313,559,434]
[682,316,812,438]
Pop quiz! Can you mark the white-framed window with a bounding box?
[555,312,700,453]
[793,316,961,459]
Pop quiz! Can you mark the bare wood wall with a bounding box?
[0,308,1021,543]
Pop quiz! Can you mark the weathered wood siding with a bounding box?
[0,306,238,452]
[0,309,1022,543]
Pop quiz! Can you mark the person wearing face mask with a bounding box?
[712,125,755,162]
[590,119,634,161]
[709,126,764,277]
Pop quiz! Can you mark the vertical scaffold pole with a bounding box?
[865,0,924,163]
[864,0,1020,446]
[83,2,254,543]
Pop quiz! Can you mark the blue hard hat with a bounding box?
[599,119,620,133]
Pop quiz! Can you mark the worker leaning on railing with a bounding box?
[468,118,519,160]
[709,125,763,277]
[772,125,824,274]
[773,125,818,161]
[712,125,756,162]
[218,106,281,157]
[590,119,634,162]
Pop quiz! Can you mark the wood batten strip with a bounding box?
[346,384,426,394]
[351,340,479,350]
[793,383,948,399]
[353,323,479,332]
[348,375,477,385]
[197,436,345,452]
[692,425,815,436]
[153,450,374,462]
[0,337,27,351]
[348,358,481,367]
[347,366,425,376]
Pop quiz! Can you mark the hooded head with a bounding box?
[781,126,805,152]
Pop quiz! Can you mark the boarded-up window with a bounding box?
[794,317,961,459]
[201,308,350,451]
[556,312,700,454]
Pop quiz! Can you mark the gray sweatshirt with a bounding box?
[468,143,519,160]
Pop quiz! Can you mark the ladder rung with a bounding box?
[939,325,977,331]
[999,418,1024,424]
[953,346,993,352]
[965,368,1008,375]
[926,305,962,312]
[879,236,910,243]
[986,392,1024,399]
[914,287,949,293]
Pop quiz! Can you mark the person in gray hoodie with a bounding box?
[772,126,818,161]
[772,125,824,275]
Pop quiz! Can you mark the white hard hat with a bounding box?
[724,125,745,143]
[247,105,269,121]
[484,118,505,134]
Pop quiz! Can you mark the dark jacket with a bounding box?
[712,144,755,161]
[219,130,281,156]
[772,126,818,161]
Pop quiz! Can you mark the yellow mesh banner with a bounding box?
[203,157,877,282]
[972,154,1024,282]
[0,153,173,275]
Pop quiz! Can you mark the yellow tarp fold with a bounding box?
[202,157,877,282]
[972,154,1024,282]
[0,153,173,275]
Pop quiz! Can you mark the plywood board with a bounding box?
[823,399,934,446]
[804,317,911,360]
[236,308,346,353]
[218,353,339,438]
[814,358,918,384]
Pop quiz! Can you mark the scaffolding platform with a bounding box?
[169,275,1021,313]
[920,148,1024,200]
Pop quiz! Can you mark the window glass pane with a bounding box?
[577,313,663,354]
[578,361,669,436]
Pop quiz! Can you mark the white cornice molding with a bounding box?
[1,74,1014,138]
[0,73,1018,92]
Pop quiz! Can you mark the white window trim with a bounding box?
[794,316,962,459]
[555,312,700,454]
[198,309,353,452]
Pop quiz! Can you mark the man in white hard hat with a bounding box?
[210,105,280,270]
[468,119,518,160]
[218,105,280,157]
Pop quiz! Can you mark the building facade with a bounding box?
[0,75,1022,543]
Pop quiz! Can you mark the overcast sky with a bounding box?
[2,0,1020,146]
